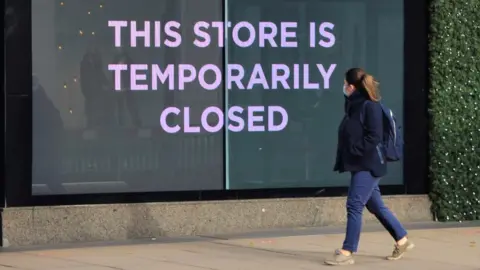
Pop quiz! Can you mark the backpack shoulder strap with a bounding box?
[379,103,393,117]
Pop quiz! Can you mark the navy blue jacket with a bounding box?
[333,90,387,177]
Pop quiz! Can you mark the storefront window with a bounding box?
[32,0,404,195]
[225,0,404,189]
[31,0,224,194]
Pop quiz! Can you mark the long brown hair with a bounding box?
[345,68,381,102]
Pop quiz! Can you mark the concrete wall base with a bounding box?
[1,195,432,247]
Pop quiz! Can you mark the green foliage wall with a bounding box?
[429,0,480,221]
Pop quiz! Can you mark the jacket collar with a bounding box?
[345,90,368,114]
[348,90,366,101]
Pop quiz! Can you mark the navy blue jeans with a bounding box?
[342,171,407,252]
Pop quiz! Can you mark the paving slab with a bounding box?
[0,226,479,270]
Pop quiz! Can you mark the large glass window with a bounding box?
[32,0,224,194]
[226,0,404,189]
[32,0,404,195]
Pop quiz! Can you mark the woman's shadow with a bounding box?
[257,248,386,265]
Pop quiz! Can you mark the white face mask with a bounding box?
[343,85,350,96]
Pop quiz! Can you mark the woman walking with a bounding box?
[325,68,414,266]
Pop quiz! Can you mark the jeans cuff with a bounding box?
[395,231,408,241]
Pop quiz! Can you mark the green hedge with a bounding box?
[429,0,480,221]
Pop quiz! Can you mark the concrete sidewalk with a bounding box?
[0,225,479,270]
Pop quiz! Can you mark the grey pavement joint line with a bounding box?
[0,264,19,269]
[138,256,221,270]
[10,252,126,270]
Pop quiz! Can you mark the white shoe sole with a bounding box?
[324,258,355,266]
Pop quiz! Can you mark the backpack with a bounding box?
[360,101,403,162]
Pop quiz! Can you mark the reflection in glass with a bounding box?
[226,0,404,189]
[31,0,224,195]
[31,0,405,194]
